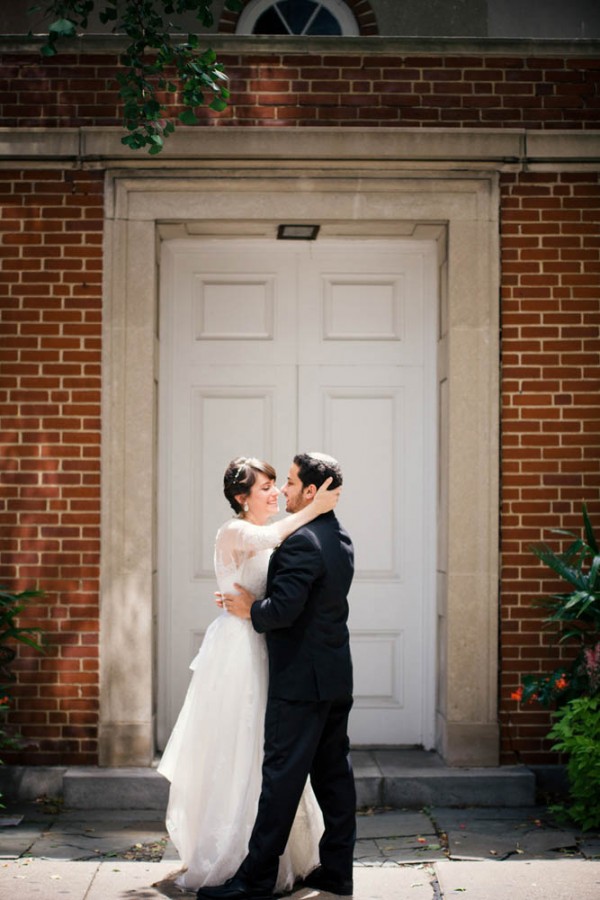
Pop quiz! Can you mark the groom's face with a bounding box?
[281,463,312,513]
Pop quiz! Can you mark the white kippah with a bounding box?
[308,451,338,466]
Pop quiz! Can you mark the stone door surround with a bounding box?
[99,130,501,767]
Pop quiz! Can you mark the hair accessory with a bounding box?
[234,464,245,481]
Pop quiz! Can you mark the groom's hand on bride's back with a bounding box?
[221,584,255,619]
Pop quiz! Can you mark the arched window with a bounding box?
[236,0,360,36]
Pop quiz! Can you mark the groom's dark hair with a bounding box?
[294,452,343,491]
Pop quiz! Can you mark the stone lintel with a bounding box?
[2,34,600,56]
[0,127,599,167]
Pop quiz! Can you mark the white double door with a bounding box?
[158,238,436,749]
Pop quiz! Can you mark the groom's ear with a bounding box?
[304,483,317,501]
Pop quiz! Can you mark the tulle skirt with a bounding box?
[158,612,323,891]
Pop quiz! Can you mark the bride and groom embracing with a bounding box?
[158,452,356,900]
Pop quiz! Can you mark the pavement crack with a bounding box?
[80,860,103,900]
[430,873,443,899]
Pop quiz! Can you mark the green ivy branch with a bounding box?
[29,1,243,153]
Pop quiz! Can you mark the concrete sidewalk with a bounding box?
[1,804,599,899]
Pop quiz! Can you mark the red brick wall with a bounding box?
[0,169,103,764]
[0,48,598,765]
[499,171,600,765]
[0,52,599,128]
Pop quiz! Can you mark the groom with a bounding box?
[198,452,356,900]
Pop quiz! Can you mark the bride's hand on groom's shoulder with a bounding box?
[314,477,341,515]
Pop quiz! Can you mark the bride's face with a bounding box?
[240,472,280,525]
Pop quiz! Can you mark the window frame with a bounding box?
[235,0,360,36]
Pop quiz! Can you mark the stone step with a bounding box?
[1,750,536,810]
[61,750,535,810]
[352,749,535,809]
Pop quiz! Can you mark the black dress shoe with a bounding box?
[302,866,353,896]
[196,876,274,900]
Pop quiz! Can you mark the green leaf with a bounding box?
[10,633,44,652]
[588,554,600,589]
[48,18,77,37]
[561,538,586,563]
[40,43,57,57]
[121,132,146,150]
[209,97,228,112]
[530,544,587,591]
[583,504,600,554]
[179,109,198,125]
[201,47,217,65]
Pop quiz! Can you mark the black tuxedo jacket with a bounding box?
[250,511,354,702]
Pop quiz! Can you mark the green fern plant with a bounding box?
[513,505,600,706]
[511,506,600,830]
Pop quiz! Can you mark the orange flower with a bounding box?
[555,677,568,691]
[511,687,523,702]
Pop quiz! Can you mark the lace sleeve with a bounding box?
[232,518,281,552]
[214,519,281,593]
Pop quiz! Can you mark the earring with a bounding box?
[243,503,249,512]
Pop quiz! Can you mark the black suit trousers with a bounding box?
[236,694,356,891]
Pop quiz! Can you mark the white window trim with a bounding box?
[236,0,360,36]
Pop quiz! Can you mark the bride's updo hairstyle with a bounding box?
[223,456,277,515]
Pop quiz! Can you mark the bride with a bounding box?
[158,456,339,892]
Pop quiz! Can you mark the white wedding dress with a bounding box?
[158,517,324,891]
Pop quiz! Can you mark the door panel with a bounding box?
[171,245,298,365]
[297,244,425,366]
